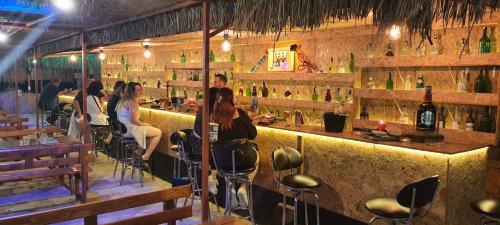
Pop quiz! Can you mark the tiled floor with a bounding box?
[0,152,225,225]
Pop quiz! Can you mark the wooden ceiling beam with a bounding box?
[0,21,82,32]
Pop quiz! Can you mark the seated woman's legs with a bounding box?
[142,126,162,160]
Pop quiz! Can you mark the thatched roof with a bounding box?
[0,0,498,57]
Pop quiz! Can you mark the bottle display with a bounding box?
[416,86,437,132]
[349,53,355,73]
[284,87,292,99]
[465,108,474,131]
[479,27,491,53]
[438,106,446,128]
[385,43,395,57]
[404,74,412,90]
[367,76,375,89]
[312,87,319,101]
[478,107,493,133]
[401,41,410,56]
[180,51,186,63]
[360,107,369,120]
[416,73,425,91]
[261,81,269,98]
[399,104,410,124]
[386,72,394,90]
[457,71,468,92]
[325,86,332,102]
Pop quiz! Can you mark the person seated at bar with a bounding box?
[39,78,62,125]
[86,81,112,145]
[213,73,227,88]
[211,87,260,205]
[116,82,162,161]
[68,79,84,139]
[107,80,126,121]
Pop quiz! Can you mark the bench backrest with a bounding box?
[0,127,61,139]
[0,184,192,225]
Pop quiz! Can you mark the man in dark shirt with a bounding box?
[39,79,61,125]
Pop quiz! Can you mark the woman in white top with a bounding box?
[116,82,162,161]
[86,81,112,145]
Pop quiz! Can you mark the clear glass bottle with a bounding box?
[272,88,278,99]
[360,107,369,120]
[431,34,443,55]
[457,38,470,55]
[438,106,446,128]
[385,43,395,57]
[451,108,460,130]
[457,71,468,93]
[401,41,411,56]
[416,86,437,132]
[399,104,410,124]
[416,35,427,56]
[465,108,474,131]
[367,76,375,89]
[404,74,412,90]
[367,43,375,58]
[337,57,346,73]
[295,90,302,100]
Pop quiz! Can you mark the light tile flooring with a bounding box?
[0,152,225,225]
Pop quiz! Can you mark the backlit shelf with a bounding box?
[233,72,354,83]
[357,53,500,68]
[237,96,353,112]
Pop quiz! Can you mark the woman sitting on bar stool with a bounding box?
[210,88,261,206]
[116,82,162,161]
[86,81,113,145]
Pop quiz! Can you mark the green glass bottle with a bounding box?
[348,53,355,73]
[478,107,493,133]
[180,51,186,63]
[172,70,177,81]
[479,27,491,53]
[245,85,252,97]
[386,72,394,90]
[311,87,319,101]
[120,55,125,65]
[170,87,176,97]
[416,73,425,90]
[484,68,492,93]
[335,88,343,102]
[209,50,215,62]
[195,89,202,101]
[125,63,130,71]
[230,52,236,62]
[142,63,147,71]
[474,68,489,93]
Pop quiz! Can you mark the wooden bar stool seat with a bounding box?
[471,198,500,224]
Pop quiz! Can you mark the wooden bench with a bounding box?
[0,127,61,140]
[0,138,91,202]
[198,216,251,225]
[0,184,192,225]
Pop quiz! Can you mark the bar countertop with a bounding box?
[59,95,491,155]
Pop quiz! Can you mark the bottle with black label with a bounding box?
[261,81,269,98]
[465,108,474,131]
[416,86,437,132]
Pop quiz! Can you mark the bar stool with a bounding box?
[211,139,257,225]
[109,119,154,187]
[89,117,112,159]
[365,175,440,225]
[471,198,500,224]
[171,130,219,212]
[271,146,322,225]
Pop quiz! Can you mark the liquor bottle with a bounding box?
[366,43,374,58]
[180,50,186,63]
[385,43,395,57]
[348,53,355,73]
[337,57,346,73]
[142,80,147,87]
[325,86,332,102]
[125,63,130,71]
[490,26,497,53]
[359,107,369,120]
[172,70,177,80]
[346,89,353,103]
[478,107,493,133]
[451,108,460,129]
[183,88,188,99]
[335,88,343,102]
[209,49,215,62]
[195,89,202,101]
[416,86,437,132]
[457,38,470,54]
[431,34,443,55]
[399,104,410,124]
[272,88,278,99]
[157,78,161,88]
[465,108,474,131]
[416,35,427,56]
[386,72,394,90]
[457,71,468,92]
[479,27,491,53]
[416,73,425,91]
[284,87,292,99]
[230,52,236,62]
[312,87,319,101]
[328,57,334,73]
[484,68,492,93]
[137,76,143,85]
[401,41,411,56]
[245,85,252,97]
[120,55,125,65]
[404,74,412,90]
[295,90,301,100]
[367,76,375,89]
[474,68,487,93]
[438,106,446,128]
[238,85,244,96]
[170,87,176,97]
[261,81,269,98]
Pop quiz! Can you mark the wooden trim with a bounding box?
[166,62,234,70]
[0,185,191,225]
[104,206,192,225]
[0,127,61,139]
[237,96,354,112]
[233,72,354,83]
[0,157,79,172]
[357,53,500,68]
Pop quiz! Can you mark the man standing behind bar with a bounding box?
[39,78,62,125]
[214,73,227,88]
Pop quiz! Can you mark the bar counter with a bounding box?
[60,95,489,225]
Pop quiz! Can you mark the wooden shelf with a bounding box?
[123,71,165,77]
[233,72,354,83]
[354,88,498,106]
[237,96,353,112]
[352,119,496,145]
[101,64,125,69]
[166,62,234,70]
[357,53,500,68]
[168,80,202,88]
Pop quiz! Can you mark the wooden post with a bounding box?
[201,0,210,221]
[14,55,19,116]
[296,135,304,174]
[81,33,89,144]
[34,48,40,130]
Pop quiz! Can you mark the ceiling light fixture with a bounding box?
[0,31,8,43]
[98,49,106,61]
[388,25,401,40]
[143,45,152,58]
[221,31,231,52]
[32,59,37,64]
[70,54,77,62]
[52,0,74,12]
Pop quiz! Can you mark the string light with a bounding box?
[70,55,77,62]
[388,25,401,40]
[52,0,74,11]
[0,31,7,43]
[143,45,152,58]
[221,32,231,52]
[32,59,37,64]
[98,49,106,61]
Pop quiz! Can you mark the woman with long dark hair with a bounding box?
[86,81,112,145]
[116,82,162,161]
[107,80,126,121]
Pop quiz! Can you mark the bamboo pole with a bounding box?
[201,0,210,221]
[34,48,40,130]
[81,33,89,144]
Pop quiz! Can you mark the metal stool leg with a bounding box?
[248,181,255,225]
[367,217,378,225]
[113,140,122,178]
[312,192,320,225]
[302,190,309,225]
[282,192,287,225]
[294,192,300,225]
[224,177,233,216]
[119,146,128,186]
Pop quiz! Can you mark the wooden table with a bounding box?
[0,111,10,116]
[0,137,93,202]
[0,116,29,131]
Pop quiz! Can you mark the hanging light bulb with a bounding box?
[0,31,8,43]
[32,59,37,64]
[143,45,152,58]
[52,0,74,12]
[70,55,77,62]
[388,25,401,40]
[221,32,231,52]
[98,49,106,61]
